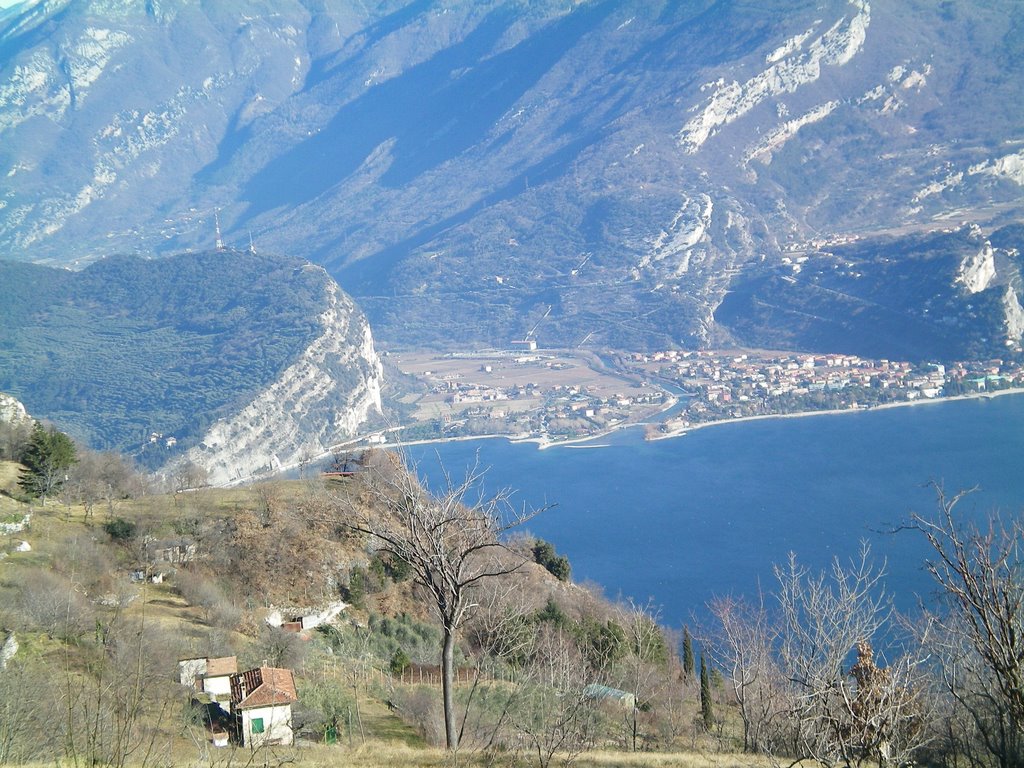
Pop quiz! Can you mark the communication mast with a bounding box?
[214,209,224,251]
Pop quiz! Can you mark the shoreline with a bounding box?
[650,386,1024,441]
[381,386,1024,453]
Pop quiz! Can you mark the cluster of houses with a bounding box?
[178,655,299,749]
[174,602,347,747]
[633,350,1024,412]
[147,432,177,449]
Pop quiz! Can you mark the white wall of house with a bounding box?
[241,704,293,748]
[202,674,233,699]
[179,658,206,688]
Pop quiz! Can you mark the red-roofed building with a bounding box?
[230,667,298,747]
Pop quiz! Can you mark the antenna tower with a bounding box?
[214,209,224,251]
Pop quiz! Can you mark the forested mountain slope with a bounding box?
[0,251,383,482]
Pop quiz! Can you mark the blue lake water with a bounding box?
[407,394,1024,630]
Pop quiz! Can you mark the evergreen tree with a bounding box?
[18,421,77,500]
[682,625,695,680]
[532,538,571,581]
[700,653,715,730]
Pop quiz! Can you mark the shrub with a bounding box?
[103,518,137,542]
[389,648,412,676]
[532,538,571,581]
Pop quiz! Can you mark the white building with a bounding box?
[230,667,299,748]
[178,656,238,710]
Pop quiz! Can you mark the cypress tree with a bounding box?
[700,653,715,730]
[682,625,695,680]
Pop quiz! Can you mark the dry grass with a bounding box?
[75,742,774,768]
[14,752,777,768]
[575,751,775,768]
[0,459,21,492]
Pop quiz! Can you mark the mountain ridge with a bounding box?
[1,0,1022,357]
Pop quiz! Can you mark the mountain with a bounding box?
[716,223,1024,361]
[0,251,384,483]
[1,0,1022,357]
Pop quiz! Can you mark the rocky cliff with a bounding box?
[0,251,383,478]
[714,224,1024,361]
[180,271,383,486]
[0,393,30,427]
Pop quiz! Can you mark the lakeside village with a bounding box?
[633,350,1024,436]
[393,348,1024,445]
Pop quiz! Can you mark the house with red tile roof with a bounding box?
[229,666,298,748]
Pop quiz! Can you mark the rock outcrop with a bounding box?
[178,273,383,486]
[1,251,383,477]
[0,393,30,426]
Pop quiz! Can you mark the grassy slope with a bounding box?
[0,470,752,766]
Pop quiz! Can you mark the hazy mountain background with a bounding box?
[1,0,1023,357]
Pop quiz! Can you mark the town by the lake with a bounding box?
[388,347,1024,445]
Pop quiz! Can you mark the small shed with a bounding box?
[230,667,298,748]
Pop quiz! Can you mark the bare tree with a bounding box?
[0,658,59,763]
[64,450,147,522]
[774,546,892,765]
[458,578,536,751]
[617,600,670,752]
[841,640,927,768]
[332,452,542,750]
[508,625,598,768]
[907,486,1024,768]
[706,594,789,753]
[707,546,930,768]
[170,460,208,494]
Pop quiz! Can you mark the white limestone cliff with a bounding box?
[1003,286,1024,348]
[914,150,1024,205]
[956,241,996,294]
[744,100,839,164]
[0,392,30,425]
[635,194,713,280]
[678,0,869,153]
[177,277,384,486]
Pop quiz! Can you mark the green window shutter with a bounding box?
[251,717,264,734]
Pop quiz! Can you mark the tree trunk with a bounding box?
[442,626,458,750]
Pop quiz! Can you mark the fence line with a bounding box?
[342,663,515,691]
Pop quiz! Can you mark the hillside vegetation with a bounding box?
[2,438,1024,768]
[0,454,730,767]
[0,251,328,462]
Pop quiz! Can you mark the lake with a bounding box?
[406,393,1024,630]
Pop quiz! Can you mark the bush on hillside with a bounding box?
[532,538,571,581]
